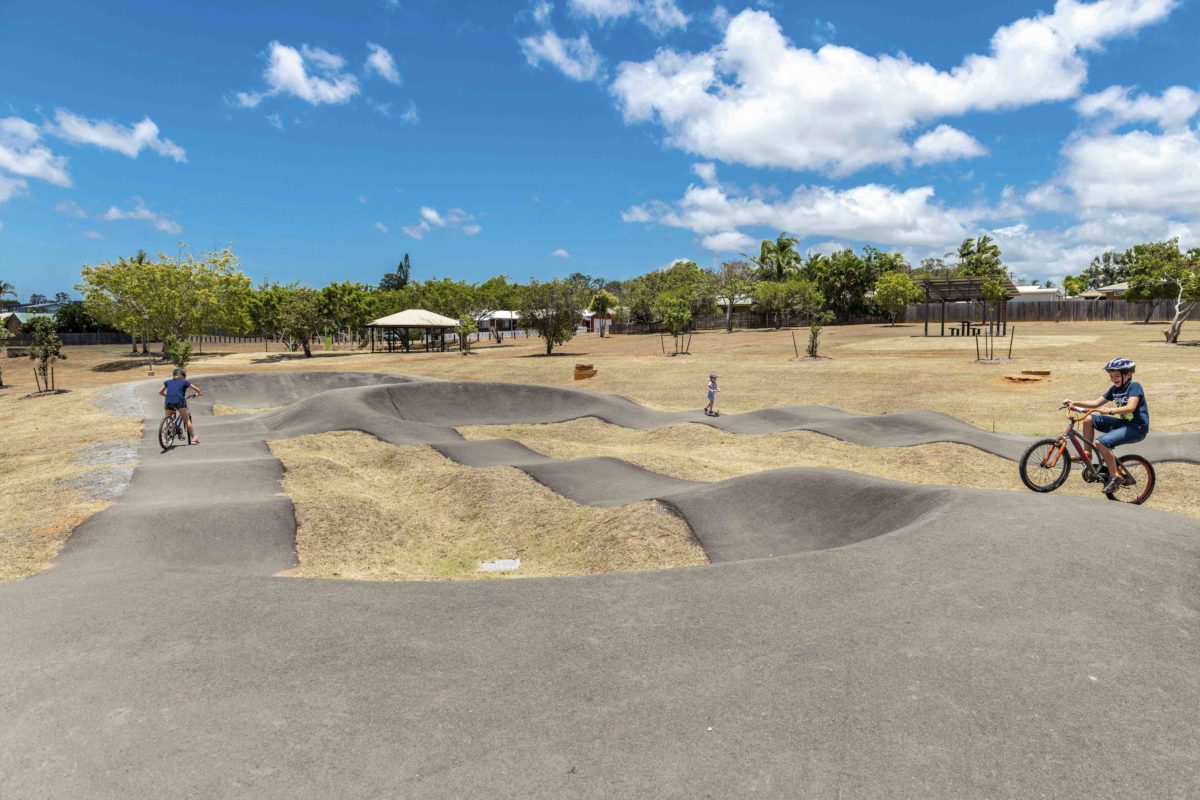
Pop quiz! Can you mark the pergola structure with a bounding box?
[920,276,1020,337]
[368,309,461,353]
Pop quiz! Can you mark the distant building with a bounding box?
[13,301,66,314]
[476,310,520,332]
[716,294,755,313]
[1078,282,1128,300]
[1010,285,1064,303]
[2,312,54,334]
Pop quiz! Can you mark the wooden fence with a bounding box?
[907,299,1200,323]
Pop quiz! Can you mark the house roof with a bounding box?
[1095,282,1128,293]
[1015,286,1062,296]
[2,312,53,324]
[479,310,520,320]
[368,309,461,328]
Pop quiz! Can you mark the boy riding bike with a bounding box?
[1063,357,1148,495]
[158,367,203,445]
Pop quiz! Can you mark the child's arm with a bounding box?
[188,382,203,397]
[1063,395,1106,410]
[1106,394,1140,417]
[158,385,166,397]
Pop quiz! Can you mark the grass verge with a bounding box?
[268,430,706,580]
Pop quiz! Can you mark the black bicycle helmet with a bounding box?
[173,367,186,377]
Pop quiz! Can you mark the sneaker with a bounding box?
[190,438,201,445]
[1102,476,1121,494]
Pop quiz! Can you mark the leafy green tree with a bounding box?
[164,334,193,370]
[320,281,373,347]
[567,273,607,292]
[654,294,693,353]
[806,248,897,323]
[55,301,112,333]
[955,235,1005,278]
[518,279,588,355]
[1126,238,1200,343]
[417,277,474,321]
[1062,274,1087,297]
[28,293,48,305]
[380,254,411,291]
[873,272,923,326]
[714,261,756,333]
[455,316,478,352]
[78,248,252,350]
[752,279,824,329]
[54,292,72,304]
[746,233,801,282]
[589,289,619,337]
[277,285,326,357]
[806,312,835,358]
[469,276,520,338]
[1081,251,1130,289]
[27,316,65,392]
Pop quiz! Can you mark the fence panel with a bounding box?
[906,299,1200,324]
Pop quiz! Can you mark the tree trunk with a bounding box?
[725,304,733,333]
[545,338,553,355]
[302,340,312,357]
[1143,300,1160,324]
[1164,294,1197,343]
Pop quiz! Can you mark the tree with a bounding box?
[1125,239,1200,343]
[276,285,326,357]
[164,334,193,370]
[567,272,607,292]
[79,247,252,350]
[320,281,372,347]
[1062,274,1087,296]
[379,253,411,291]
[745,233,801,282]
[417,277,475,321]
[806,247,897,323]
[0,280,16,308]
[26,316,65,392]
[654,294,692,353]
[807,312,835,358]
[752,279,823,329]
[55,302,112,333]
[28,292,48,305]
[873,271,922,326]
[54,292,72,304]
[1081,251,1130,289]
[518,279,588,355]
[713,261,756,333]
[468,276,521,340]
[589,289,618,337]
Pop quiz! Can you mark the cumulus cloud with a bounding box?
[365,43,401,84]
[420,207,445,226]
[552,248,571,257]
[1076,84,1200,132]
[463,224,482,235]
[692,162,717,184]
[611,2,1177,174]
[911,125,988,165]
[49,110,187,162]
[403,206,480,239]
[401,102,420,124]
[623,175,970,256]
[103,198,183,234]
[0,117,71,188]
[520,30,603,81]
[532,0,554,24]
[375,221,389,234]
[237,41,361,107]
[567,0,688,33]
[0,173,27,202]
[402,221,430,239]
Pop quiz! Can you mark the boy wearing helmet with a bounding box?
[1063,358,1148,494]
[158,367,204,445]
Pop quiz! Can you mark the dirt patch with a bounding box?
[459,418,1200,519]
[0,386,142,581]
[269,431,706,581]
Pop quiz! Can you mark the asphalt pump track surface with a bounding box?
[2,371,1197,798]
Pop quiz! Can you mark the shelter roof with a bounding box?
[368,309,461,328]
[920,276,1019,301]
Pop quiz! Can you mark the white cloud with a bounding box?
[267,113,284,130]
[624,179,968,252]
[567,0,688,33]
[0,117,71,187]
[463,224,482,235]
[692,162,717,184]
[55,200,86,218]
[103,198,183,234]
[552,248,571,257]
[0,173,29,202]
[420,207,445,226]
[49,110,187,162]
[83,230,102,240]
[911,125,988,165]
[401,102,420,124]
[238,41,361,108]
[375,221,389,234]
[1076,84,1200,132]
[533,0,554,24]
[700,230,756,251]
[365,43,401,84]
[520,30,603,82]
[612,2,1178,174]
[402,221,430,239]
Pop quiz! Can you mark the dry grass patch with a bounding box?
[0,388,141,581]
[460,418,1200,519]
[269,431,705,580]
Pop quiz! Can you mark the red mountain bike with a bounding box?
[1018,404,1155,505]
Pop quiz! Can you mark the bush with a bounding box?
[165,335,193,370]
[807,312,835,358]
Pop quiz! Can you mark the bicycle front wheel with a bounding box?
[1019,438,1071,492]
[1105,454,1155,505]
[158,416,174,450]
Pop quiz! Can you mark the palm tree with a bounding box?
[746,233,801,282]
[0,279,17,308]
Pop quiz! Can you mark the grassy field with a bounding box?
[2,319,1197,581]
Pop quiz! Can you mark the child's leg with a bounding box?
[181,407,195,438]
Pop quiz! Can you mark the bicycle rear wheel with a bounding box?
[1105,454,1155,505]
[158,416,174,449]
[1019,438,1071,492]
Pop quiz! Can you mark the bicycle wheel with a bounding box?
[1019,438,1071,492]
[1105,454,1155,505]
[158,416,174,449]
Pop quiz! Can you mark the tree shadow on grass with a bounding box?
[517,352,588,358]
[249,351,370,364]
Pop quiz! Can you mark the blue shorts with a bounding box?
[165,401,188,411]
[1091,413,1147,449]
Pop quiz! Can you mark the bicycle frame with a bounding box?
[1040,409,1127,480]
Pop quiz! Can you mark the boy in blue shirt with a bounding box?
[158,367,204,444]
[1064,357,1148,494]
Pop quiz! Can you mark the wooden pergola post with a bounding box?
[924,286,930,337]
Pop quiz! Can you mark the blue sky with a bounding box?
[3,0,1199,300]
